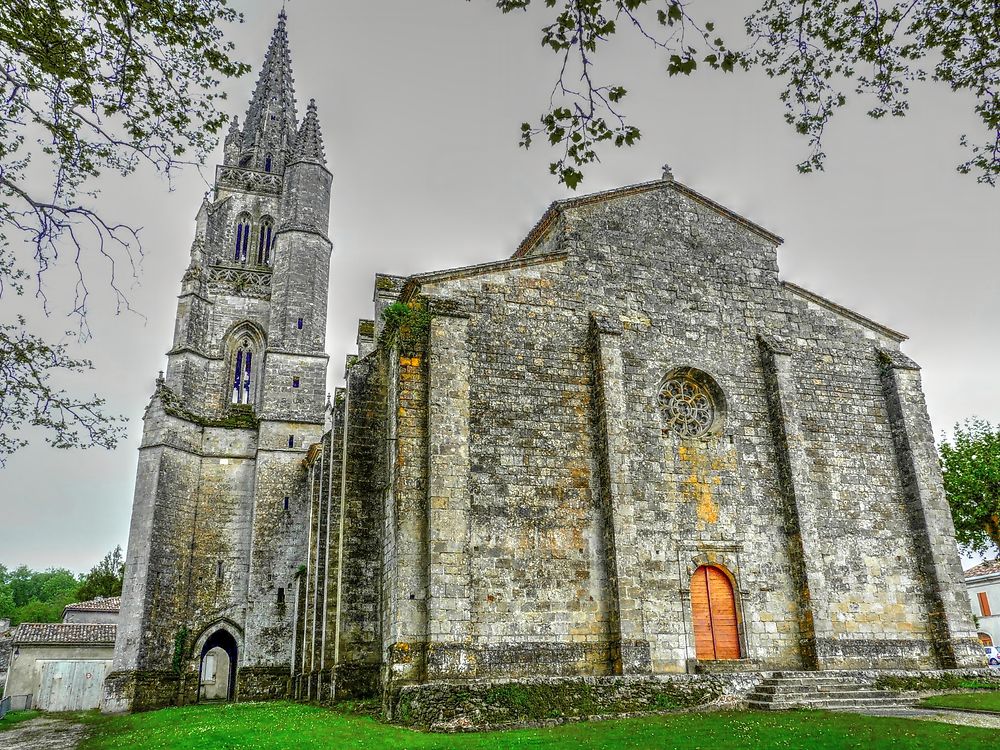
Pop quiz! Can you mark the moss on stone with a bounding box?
[381,301,432,339]
[160,386,260,429]
[395,678,722,729]
[873,674,998,692]
[172,628,189,674]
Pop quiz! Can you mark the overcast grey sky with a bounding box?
[2,1,998,573]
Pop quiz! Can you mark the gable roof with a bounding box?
[400,252,568,301]
[965,559,1000,579]
[513,178,783,258]
[62,596,121,614]
[13,622,117,646]
[783,282,908,343]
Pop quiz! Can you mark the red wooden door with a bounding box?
[691,565,741,660]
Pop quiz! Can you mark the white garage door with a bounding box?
[36,660,111,712]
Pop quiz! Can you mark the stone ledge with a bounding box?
[387,672,763,731]
[384,668,1000,731]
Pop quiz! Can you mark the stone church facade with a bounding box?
[104,11,983,715]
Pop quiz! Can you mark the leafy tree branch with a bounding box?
[0,0,248,464]
[0,316,126,466]
[491,0,1000,188]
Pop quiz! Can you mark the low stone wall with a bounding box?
[387,673,767,731]
[102,670,180,713]
[385,668,1000,731]
[864,667,1000,691]
[237,666,291,702]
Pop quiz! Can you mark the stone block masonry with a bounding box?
[107,12,985,722]
[293,174,983,719]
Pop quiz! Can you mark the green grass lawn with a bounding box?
[920,691,1000,713]
[75,701,996,750]
[0,709,42,731]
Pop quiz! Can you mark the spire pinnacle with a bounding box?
[292,99,326,165]
[239,10,298,172]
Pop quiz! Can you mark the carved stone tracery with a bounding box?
[658,373,722,438]
[208,265,272,299]
[216,166,283,195]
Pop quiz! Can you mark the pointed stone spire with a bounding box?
[240,9,298,172]
[291,99,326,166]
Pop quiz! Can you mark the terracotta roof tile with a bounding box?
[62,596,120,612]
[13,623,116,645]
[964,559,1000,579]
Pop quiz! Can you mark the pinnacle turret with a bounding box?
[292,99,326,165]
[239,10,298,173]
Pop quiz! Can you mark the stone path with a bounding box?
[855,706,1000,730]
[0,716,88,750]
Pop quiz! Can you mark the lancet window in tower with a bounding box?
[234,214,252,264]
[264,153,273,172]
[257,217,275,265]
[231,339,254,405]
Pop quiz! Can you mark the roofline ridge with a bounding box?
[512,177,783,258]
[783,281,908,343]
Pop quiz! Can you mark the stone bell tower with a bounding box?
[104,9,333,712]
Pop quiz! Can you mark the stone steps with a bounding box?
[746,672,917,712]
[752,686,901,700]
[748,695,917,711]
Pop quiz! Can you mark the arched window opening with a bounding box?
[198,629,238,702]
[234,214,251,264]
[231,338,254,405]
[691,565,741,661]
[264,153,273,172]
[256,217,275,265]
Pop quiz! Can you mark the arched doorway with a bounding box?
[979,632,993,647]
[691,565,741,660]
[198,628,238,702]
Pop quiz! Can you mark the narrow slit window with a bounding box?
[287,435,294,448]
[283,496,289,511]
[292,377,300,389]
[234,214,252,263]
[277,587,285,604]
[297,318,303,330]
[264,153,273,172]
[257,217,274,265]
[216,560,223,581]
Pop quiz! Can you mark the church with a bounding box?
[103,11,984,716]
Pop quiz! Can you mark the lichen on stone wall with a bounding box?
[159,383,260,429]
[389,675,729,730]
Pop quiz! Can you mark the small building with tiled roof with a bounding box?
[2,601,119,712]
[965,560,1000,654]
[62,596,121,624]
[12,623,117,646]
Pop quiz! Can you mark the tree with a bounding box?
[0,0,249,466]
[0,589,14,622]
[76,545,125,602]
[494,1,1000,189]
[0,564,80,624]
[940,419,1000,555]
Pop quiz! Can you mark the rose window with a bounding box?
[658,377,716,438]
